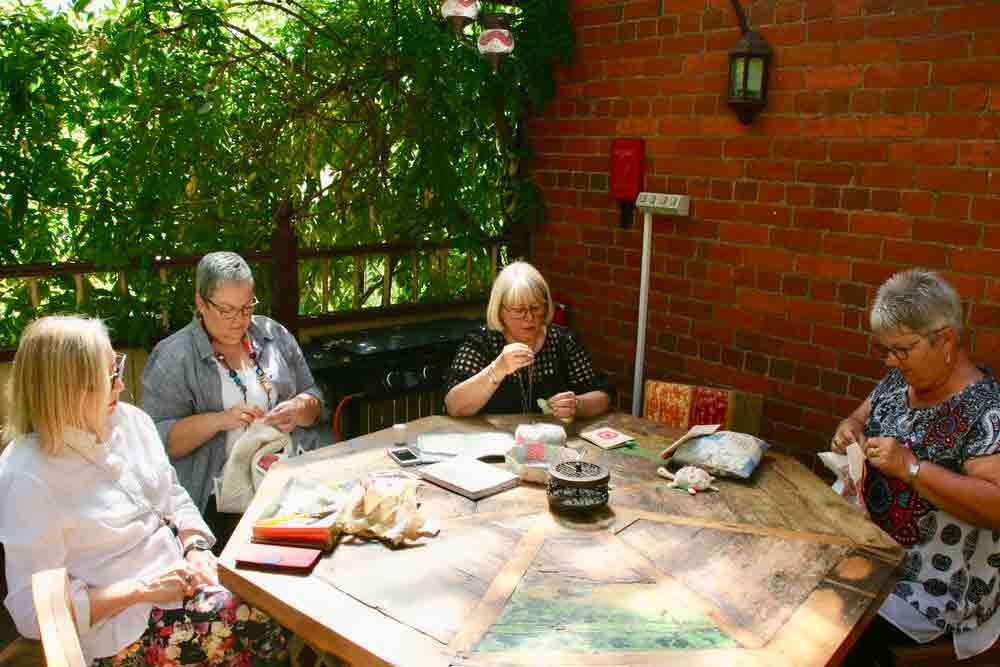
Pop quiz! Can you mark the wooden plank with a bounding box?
[765,580,879,667]
[353,256,364,309]
[321,259,331,313]
[448,519,547,652]
[767,453,902,554]
[617,519,853,647]
[382,255,392,307]
[320,518,524,645]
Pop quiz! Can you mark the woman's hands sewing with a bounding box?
[263,398,300,433]
[136,564,204,604]
[186,549,219,587]
[496,343,534,377]
[864,436,916,481]
[831,416,866,454]
[220,403,264,432]
[548,391,579,421]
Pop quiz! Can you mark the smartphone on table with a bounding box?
[388,446,422,467]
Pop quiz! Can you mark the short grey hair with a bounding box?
[870,268,963,339]
[485,261,554,331]
[196,252,254,301]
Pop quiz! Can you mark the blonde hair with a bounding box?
[3,316,112,454]
[485,262,554,331]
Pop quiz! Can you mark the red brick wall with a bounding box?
[527,0,1000,458]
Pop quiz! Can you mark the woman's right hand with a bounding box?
[831,417,866,454]
[496,343,534,377]
[135,564,198,605]
[218,403,264,432]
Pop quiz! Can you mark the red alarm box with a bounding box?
[610,138,643,201]
[610,138,643,226]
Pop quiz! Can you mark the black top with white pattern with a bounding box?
[444,325,612,415]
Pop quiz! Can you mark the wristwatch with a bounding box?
[183,537,213,557]
[907,459,922,485]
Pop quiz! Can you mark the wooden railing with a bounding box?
[0,228,524,360]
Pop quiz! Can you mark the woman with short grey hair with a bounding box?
[832,268,1000,663]
[142,252,323,550]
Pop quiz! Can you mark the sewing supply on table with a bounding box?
[656,465,718,495]
[547,460,610,514]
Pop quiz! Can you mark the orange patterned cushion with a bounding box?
[643,380,762,436]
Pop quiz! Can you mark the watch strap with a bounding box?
[183,537,213,557]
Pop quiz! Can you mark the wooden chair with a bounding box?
[31,568,85,667]
[643,380,763,436]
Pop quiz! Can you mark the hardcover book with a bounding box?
[417,457,519,500]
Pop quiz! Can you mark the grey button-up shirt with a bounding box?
[141,315,325,513]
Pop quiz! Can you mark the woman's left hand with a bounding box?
[548,392,579,421]
[263,399,300,433]
[865,436,916,481]
[185,549,219,587]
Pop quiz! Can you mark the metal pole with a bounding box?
[631,210,653,416]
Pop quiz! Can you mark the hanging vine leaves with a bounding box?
[0,0,572,348]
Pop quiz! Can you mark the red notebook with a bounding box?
[233,542,322,573]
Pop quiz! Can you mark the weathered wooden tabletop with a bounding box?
[219,413,903,667]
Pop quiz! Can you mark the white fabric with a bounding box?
[213,422,290,514]
[0,403,213,664]
[881,592,1000,660]
[217,359,274,458]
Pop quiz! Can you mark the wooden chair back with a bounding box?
[643,380,763,436]
[31,568,85,667]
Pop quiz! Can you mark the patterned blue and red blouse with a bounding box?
[863,367,1000,635]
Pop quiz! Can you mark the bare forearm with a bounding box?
[88,579,145,626]
[166,412,225,459]
[577,390,610,418]
[445,367,502,417]
[913,462,1000,529]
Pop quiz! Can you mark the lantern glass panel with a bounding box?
[747,57,764,100]
[730,57,746,98]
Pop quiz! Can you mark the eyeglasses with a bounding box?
[110,352,127,388]
[503,303,547,320]
[206,296,259,321]
[873,327,948,362]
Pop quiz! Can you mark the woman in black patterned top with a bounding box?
[831,269,1000,662]
[444,262,612,418]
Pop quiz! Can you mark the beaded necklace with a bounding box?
[214,336,274,410]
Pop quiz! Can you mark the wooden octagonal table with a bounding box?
[219,413,903,667]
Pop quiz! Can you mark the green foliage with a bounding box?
[0,0,572,348]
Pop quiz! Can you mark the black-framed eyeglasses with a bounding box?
[503,303,546,320]
[206,296,259,321]
[110,352,127,388]
[873,327,948,362]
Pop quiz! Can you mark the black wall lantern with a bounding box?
[727,0,772,125]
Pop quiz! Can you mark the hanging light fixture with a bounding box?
[477,13,514,71]
[440,0,480,36]
[727,0,772,125]
[440,1,515,70]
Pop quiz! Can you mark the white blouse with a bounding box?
[0,402,214,663]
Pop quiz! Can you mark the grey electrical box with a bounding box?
[635,192,690,217]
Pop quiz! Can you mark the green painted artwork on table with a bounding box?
[476,582,737,652]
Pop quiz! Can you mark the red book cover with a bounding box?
[234,543,322,573]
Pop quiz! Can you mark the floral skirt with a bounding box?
[93,585,289,667]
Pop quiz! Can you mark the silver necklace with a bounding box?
[516,363,534,415]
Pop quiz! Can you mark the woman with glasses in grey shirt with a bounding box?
[141,252,324,549]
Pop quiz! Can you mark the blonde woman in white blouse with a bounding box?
[0,316,289,666]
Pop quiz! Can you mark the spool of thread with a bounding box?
[392,423,407,446]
